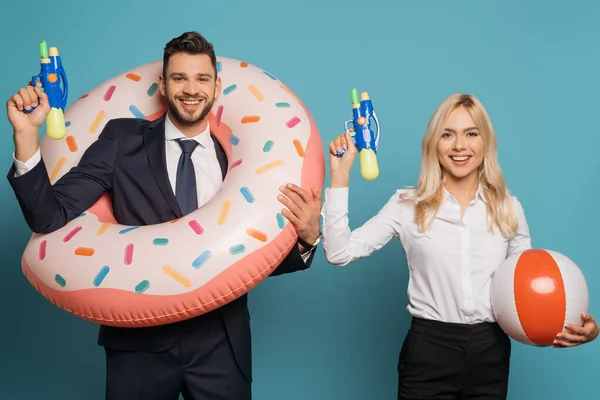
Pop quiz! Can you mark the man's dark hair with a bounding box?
[163,31,217,78]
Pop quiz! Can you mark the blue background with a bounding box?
[1,1,599,398]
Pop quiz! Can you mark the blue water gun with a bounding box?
[24,40,68,140]
[336,88,380,180]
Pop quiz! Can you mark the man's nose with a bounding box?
[183,81,200,95]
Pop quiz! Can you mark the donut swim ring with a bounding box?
[19,57,325,327]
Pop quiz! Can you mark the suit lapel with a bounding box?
[143,115,229,219]
[143,115,183,218]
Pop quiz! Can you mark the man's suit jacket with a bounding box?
[7,115,315,382]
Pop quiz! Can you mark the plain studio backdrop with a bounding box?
[0,1,598,399]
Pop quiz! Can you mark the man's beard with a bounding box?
[166,95,214,126]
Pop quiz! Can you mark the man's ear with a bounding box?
[159,73,166,96]
[214,76,222,101]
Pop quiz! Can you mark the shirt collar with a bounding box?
[442,183,488,205]
[165,114,213,149]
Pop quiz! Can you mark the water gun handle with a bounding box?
[371,110,380,152]
[58,68,68,109]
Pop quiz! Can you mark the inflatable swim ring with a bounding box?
[20,57,325,327]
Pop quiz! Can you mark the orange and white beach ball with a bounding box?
[491,249,589,346]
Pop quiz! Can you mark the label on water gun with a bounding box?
[25,40,69,140]
[337,88,381,180]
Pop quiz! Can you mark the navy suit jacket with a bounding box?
[7,114,315,382]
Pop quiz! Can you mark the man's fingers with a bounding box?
[10,94,24,111]
[282,184,312,203]
[279,185,307,206]
[311,188,322,202]
[278,193,302,219]
[280,208,301,227]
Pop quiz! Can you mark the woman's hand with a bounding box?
[553,312,599,348]
[329,131,357,188]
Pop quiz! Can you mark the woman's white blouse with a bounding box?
[321,186,532,324]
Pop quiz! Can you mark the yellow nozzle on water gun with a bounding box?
[359,148,379,180]
[46,107,66,140]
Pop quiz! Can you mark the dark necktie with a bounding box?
[175,138,199,215]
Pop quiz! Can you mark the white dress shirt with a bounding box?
[321,185,532,324]
[163,115,223,207]
[13,115,313,262]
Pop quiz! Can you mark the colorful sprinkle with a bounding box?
[248,85,264,102]
[55,274,66,287]
[39,240,47,260]
[275,102,290,108]
[286,116,301,128]
[79,93,89,99]
[89,110,105,133]
[66,136,78,152]
[49,156,66,182]
[65,121,71,127]
[153,238,169,246]
[126,73,141,82]
[241,116,260,124]
[188,220,204,235]
[223,84,237,95]
[93,266,110,287]
[75,247,94,256]
[255,159,284,174]
[247,228,267,242]
[119,226,140,234]
[147,83,158,96]
[97,222,111,235]
[75,213,86,218]
[230,159,243,169]
[263,71,277,80]
[129,105,145,119]
[229,244,246,255]
[216,105,223,126]
[162,265,191,287]
[170,217,183,224]
[240,61,249,68]
[63,226,82,242]
[218,201,231,225]
[103,85,116,101]
[229,135,240,145]
[124,244,134,265]
[216,61,222,73]
[293,139,305,157]
[263,140,274,152]
[193,250,212,268]
[240,187,255,203]
[135,280,150,293]
[280,84,292,94]
[276,213,286,229]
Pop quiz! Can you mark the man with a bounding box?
[6,31,322,399]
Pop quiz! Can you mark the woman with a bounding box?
[321,93,599,399]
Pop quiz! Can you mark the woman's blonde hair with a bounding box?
[401,93,518,238]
